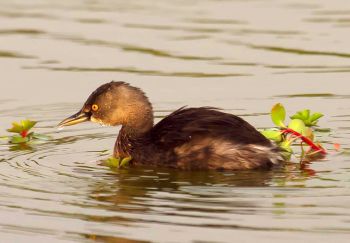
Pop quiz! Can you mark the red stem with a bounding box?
[281,128,326,154]
[20,130,28,138]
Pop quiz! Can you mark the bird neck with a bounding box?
[115,124,151,158]
[121,103,154,136]
[114,101,154,158]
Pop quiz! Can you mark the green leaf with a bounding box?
[288,119,306,134]
[279,141,293,160]
[300,109,310,120]
[309,112,323,123]
[290,109,309,121]
[271,103,286,127]
[260,130,282,142]
[106,157,120,168]
[7,122,24,133]
[7,120,37,133]
[119,157,132,168]
[106,157,132,168]
[10,135,29,144]
[291,111,323,126]
[290,114,302,120]
[21,120,37,131]
[32,133,52,140]
[280,141,292,151]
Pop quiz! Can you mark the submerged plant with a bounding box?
[261,103,326,161]
[5,119,51,144]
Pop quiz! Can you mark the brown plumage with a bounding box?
[59,81,282,170]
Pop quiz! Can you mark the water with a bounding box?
[1,0,350,242]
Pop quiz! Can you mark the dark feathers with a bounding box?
[151,107,272,149]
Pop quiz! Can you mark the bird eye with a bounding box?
[92,104,99,111]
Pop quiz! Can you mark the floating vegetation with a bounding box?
[4,119,51,144]
[106,157,132,169]
[261,103,329,162]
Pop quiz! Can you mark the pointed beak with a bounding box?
[58,110,90,127]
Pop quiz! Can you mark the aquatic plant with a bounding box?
[261,103,327,161]
[106,157,132,168]
[4,119,51,144]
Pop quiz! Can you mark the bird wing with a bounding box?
[150,107,270,149]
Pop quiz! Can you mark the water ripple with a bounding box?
[23,65,249,78]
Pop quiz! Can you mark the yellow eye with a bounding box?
[92,104,99,111]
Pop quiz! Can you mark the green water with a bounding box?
[0,0,350,242]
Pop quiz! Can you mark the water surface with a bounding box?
[1,0,350,242]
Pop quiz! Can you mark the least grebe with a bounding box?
[58,81,282,170]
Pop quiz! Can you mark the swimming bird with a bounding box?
[58,81,282,170]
